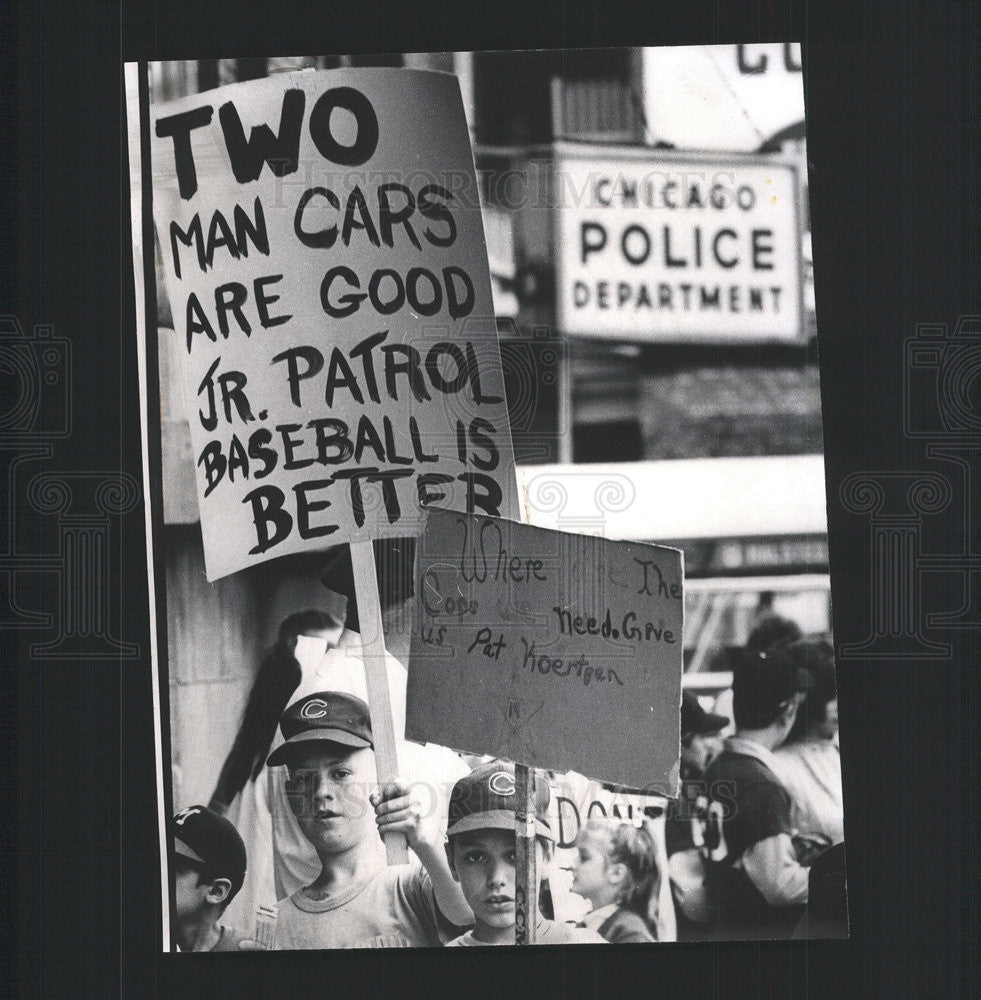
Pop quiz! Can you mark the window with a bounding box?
[473,48,640,146]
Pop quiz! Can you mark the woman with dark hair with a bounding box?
[209,610,342,814]
[207,609,343,935]
[710,612,804,739]
[775,639,843,863]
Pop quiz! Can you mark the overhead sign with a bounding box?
[554,145,803,343]
[146,70,518,579]
[641,44,806,153]
[517,456,830,543]
[405,508,684,792]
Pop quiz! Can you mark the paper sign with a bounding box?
[555,144,803,343]
[146,70,518,579]
[405,509,684,792]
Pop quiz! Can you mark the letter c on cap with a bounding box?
[488,771,516,796]
[300,698,331,720]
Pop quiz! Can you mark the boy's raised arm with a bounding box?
[371,779,474,926]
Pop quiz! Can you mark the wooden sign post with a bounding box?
[350,537,409,864]
[514,762,538,945]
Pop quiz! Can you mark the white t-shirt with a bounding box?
[774,739,844,847]
[273,863,446,950]
[269,629,471,899]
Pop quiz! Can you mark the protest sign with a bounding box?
[147,69,518,580]
[406,508,685,792]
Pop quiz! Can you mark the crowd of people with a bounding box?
[170,605,845,951]
[667,613,846,940]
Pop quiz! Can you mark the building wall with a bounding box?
[165,527,347,809]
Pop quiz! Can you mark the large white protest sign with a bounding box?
[147,70,518,579]
[406,508,685,792]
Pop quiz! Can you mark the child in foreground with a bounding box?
[444,761,606,946]
[267,690,473,949]
[571,817,659,943]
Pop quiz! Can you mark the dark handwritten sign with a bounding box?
[148,70,518,579]
[405,509,684,792]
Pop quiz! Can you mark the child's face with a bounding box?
[285,744,376,855]
[173,858,217,921]
[570,830,612,903]
[449,829,546,935]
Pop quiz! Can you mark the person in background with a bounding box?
[775,639,844,863]
[680,693,728,780]
[711,611,803,734]
[171,805,249,952]
[744,612,803,656]
[570,818,659,943]
[210,610,344,814]
[699,645,813,939]
[666,692,729,858]
[665,693,730,934]
[208,609,343,935]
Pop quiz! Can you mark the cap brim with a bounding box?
[173,837,207,865]
[446,809,553,840]
[266,729,372,767]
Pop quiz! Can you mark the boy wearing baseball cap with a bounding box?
[443,761,606,946]
[266,691,473,949]
[171,805,249,952]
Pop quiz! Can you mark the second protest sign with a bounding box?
[406,509,685,793]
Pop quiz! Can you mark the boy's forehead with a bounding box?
[455,828,516,849]
[287,743,371,769]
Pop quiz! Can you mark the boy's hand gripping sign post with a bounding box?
[140,69,520,864]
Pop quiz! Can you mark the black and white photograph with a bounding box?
[126,44,847,952]
[7,0,979,995]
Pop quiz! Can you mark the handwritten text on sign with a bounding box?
[555,146,802,343]
[406,509,684,792]
[150,70,518,579]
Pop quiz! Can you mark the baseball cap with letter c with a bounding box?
[266,691,374,767]
[447,760,553,840]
